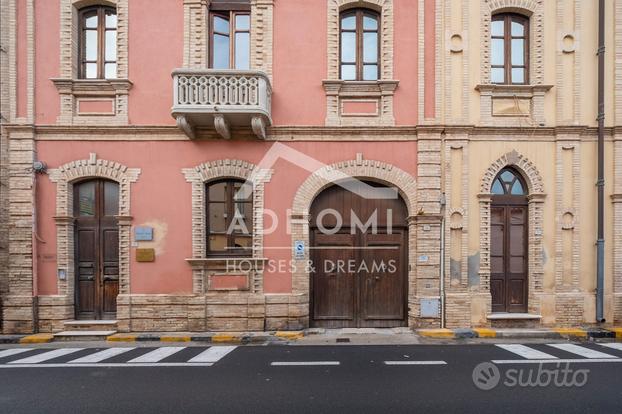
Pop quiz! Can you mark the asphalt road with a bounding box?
[0,342,621,414]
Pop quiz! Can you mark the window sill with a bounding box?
[52,78,133,95]
[323,79,399,96]
[475,83,553,124]
[186,257,268,271]
[475,83,553,96]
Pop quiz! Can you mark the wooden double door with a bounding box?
[74,179,120,320]
[310,181,408,328]
[490,197,528,313]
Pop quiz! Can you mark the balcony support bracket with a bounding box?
[214,114,231,140]
[176,115,196,140]
[251,116,267,140]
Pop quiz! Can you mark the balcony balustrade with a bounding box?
[171,69,271,140]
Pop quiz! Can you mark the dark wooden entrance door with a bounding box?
[74,179,120,320]
[310,181,408,328]
[490,169,528,313]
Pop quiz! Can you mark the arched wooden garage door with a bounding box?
[310,180,408,328]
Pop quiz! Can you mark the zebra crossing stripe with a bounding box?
[0,348,33,359]
[68,347,136,364]
[127,347,186,363]
[546,343,618,359]
[598,343,622,352]
[8,348,83,364]
[384,361,447,365]
[188,346,237,363]
[495,344,558,360]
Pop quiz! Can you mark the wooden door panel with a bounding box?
[101,227,119,317]
[311,232,356,324]
[360,232,404,323]
[76,227,97,317]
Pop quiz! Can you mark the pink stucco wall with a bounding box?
[29,0,434,126]
[35,140,417,295]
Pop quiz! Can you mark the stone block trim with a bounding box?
[48,153,140,305]
[182,159,273,294]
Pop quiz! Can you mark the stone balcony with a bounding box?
[171,69,272,140]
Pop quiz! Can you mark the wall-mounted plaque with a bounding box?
[134,226,154,241]
[136,248,155,262]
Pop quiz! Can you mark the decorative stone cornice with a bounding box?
[475,84,553,95]
[51,78,133,95]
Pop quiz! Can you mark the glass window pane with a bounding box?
[105,12,117,29]
[209,182,226,202]
[213,34,230,69]
[235,32,250,70]
[363,32,378,63]
[511,67,525,83]
[77,182,96,216]
[500,170,515,182]
[341,32,356,62]
[85,63,97,79]
[209,235,228,252]
[511,39,524,65]
[341,64,356,80]
[341,15,355,30]
[233,236,252,250]
[511,21,524,37]
[85,30,98,61]
[233,182,252,201]
[104,181,119,216]
[214,15,229,33]
[491,67,504,83]
[363,64,378,81]
[491,38,504,66]
[491,178,504,194]
[363,15,378,30]
[235,14,250,31]
[208,203,226,232]
[491,20,504,37]
[105,30,117,61]
[511,180,525,195]
[85,14,98,29]
[234,203,253,234]
[105,63,117,79]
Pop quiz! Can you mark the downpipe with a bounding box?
[440,193,446,328]
[596,0,605,323]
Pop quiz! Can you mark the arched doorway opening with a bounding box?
[309,180,408,328]
[73,179,120,319]
[490,168,529,313]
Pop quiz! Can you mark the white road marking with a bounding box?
[492,358,622,364]
[598,343,622,352]
[384,361,447,365]
[495,344,558,360]
[8,348,83,364]
[546,343,618,359]
[127,347,186,363]
[188,346,237,363]
[0,363,214,368]
[270,361,340,366]
[68,347,136,364]
[0,348,32,359]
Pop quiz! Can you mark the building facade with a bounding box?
[0,0,620,334]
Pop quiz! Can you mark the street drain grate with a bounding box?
[336,338,350,343]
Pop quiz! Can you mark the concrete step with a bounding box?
[63,320,118,331]
[53,330,117,341]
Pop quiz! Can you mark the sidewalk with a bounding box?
[1,327,620,345]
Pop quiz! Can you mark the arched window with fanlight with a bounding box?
[340,8,379,81]
[490,167,529,313]
[491,13,529,84]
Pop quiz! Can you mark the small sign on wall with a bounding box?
[134,226,154,241]
[136,248,155,262]
[294,240,305,259]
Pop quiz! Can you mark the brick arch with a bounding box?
[182,159,273,294]
[289,158,417,326]
[480,150,545,195]
[478,150,546,318]
[47,153,140,317]
[292,158,417,217]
